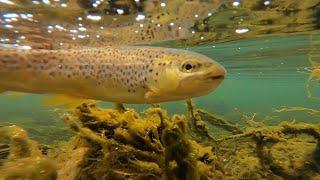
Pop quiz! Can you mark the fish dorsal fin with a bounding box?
[42,94,98,109]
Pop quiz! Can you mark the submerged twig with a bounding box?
[197,109,243,134]
[185,99,217,142]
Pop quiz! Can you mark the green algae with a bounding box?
[0,102,319,179]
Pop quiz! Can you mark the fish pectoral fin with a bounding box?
[42,94,98,109]
[144,90,156,100]
[144,86,159,101]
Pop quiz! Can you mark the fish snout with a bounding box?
[204,62,226,81]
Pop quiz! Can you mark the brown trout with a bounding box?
[0,46,226,103]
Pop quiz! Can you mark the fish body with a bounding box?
[0,46,226,103]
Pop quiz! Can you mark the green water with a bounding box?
[1,32,319,144]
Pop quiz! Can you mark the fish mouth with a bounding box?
[204,64,227,81]
[205,75,225,81]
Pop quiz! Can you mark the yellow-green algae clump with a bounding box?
[57,103,223,179]
[0,125,57,180]
[0,102,319,179]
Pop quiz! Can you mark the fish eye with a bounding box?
[182,62,197,72]
[185,64,192,70]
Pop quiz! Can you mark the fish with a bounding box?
[0,0,224,49]
[0,46,226,104]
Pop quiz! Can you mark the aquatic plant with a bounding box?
[55,102,320,179]
[0,102,319,179]
[0,125,57,180]
[58,103,223,179]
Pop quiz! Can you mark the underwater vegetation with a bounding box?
[0,102,319,179]
[0,125,57,180]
